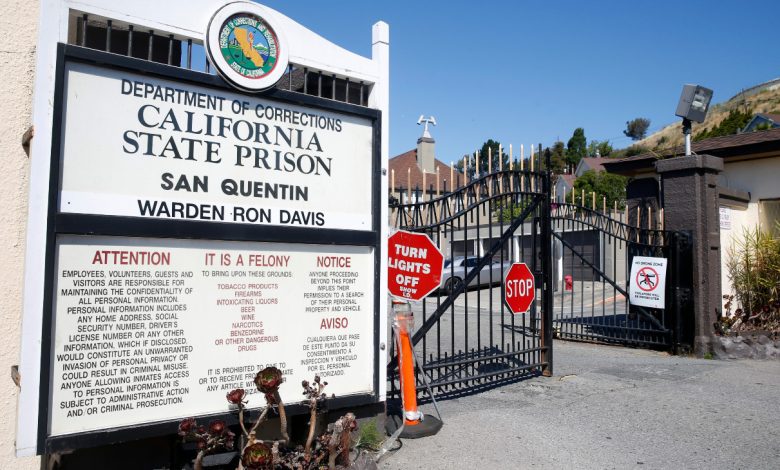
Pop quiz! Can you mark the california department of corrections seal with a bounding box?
[206,2,289,92]
[220,15,278,79]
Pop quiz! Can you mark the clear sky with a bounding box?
[257,0,780,164]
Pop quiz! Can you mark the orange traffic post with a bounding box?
[388,299,443,439]
[394,301,422,425]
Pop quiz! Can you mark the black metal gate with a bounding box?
[549,203,693,352]
[388,152,554,398]
[387,154,694,401]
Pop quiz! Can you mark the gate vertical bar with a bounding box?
[540,148,554,376]
[668,231,678,353]
[671,230,693,353]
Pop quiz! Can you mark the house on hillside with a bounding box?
[554,156,613,202]
[603,127,780,311]
[575,156,612,176]
[742,113,780,133]
[555,174,575,202]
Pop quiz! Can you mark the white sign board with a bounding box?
[59,62,374,230]
[719,207,731,230]
[50,235,374,436]
[629,256,667,309]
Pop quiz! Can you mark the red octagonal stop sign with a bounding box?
[388,230,444,301]
[504,263,536,314]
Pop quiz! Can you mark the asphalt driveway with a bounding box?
[380,340,780,469]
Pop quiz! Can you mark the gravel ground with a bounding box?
[379,340,780,470]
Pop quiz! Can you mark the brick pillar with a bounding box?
[656,155,723,356]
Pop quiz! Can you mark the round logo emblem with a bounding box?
[206,2,289,92]
[219,15,278,79]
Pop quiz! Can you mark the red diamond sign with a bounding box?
[504,263,535,314]
[388,230,444,301]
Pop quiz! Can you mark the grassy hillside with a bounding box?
[633,83,780,152]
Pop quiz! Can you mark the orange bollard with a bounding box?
[395,304,422,425]
[387,300,443,439]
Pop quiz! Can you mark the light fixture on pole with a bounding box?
[675,84,713,156]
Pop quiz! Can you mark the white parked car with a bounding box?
[439,256,505,294]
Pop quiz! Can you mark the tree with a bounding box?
[571,170,627,209]
[565,128,587,172]
[623,118,651,140]
[494,198,532,223]
[455,139,509,179]
[453,154,469,180]
[624,144,648,157]
[478,139,509,175]
[587,140,613,158]
[694,108,752,141]
[548,141,566,174]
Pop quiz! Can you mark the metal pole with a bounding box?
[540,148,554,376]
[683,118,692,156]
[81,14,88,46]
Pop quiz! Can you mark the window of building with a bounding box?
[758,199,780,237]
[68,12,370,106]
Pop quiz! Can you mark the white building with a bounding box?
[1,1,389,466]
[603,128,780,312]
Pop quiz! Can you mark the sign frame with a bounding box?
[36,44,382,454]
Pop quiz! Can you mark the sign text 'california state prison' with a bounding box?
[59,63,374,230]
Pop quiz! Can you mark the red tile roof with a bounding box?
[389,149,464,191]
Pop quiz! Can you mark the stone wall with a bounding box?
[713,333,780,360]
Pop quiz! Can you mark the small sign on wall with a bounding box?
[629,256,667,309]
[719,207,731,230]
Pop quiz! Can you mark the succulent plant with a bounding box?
[241,442,274,470]
[208,419,225,436]
[226,388,246,405]
[178,417,236,470]
[254,366,283,394]
[178,417,196,436]
[253,366,289,444]
[196,438,207,450]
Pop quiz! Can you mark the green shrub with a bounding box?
[493,198,532,222]
[694,108,753,141]
[725,225,780,313]
[353,419,383,452]
[572,170,627,210]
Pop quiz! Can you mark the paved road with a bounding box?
[390,282,636,373]
[423,281,629,321]
[379,341,780,469]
